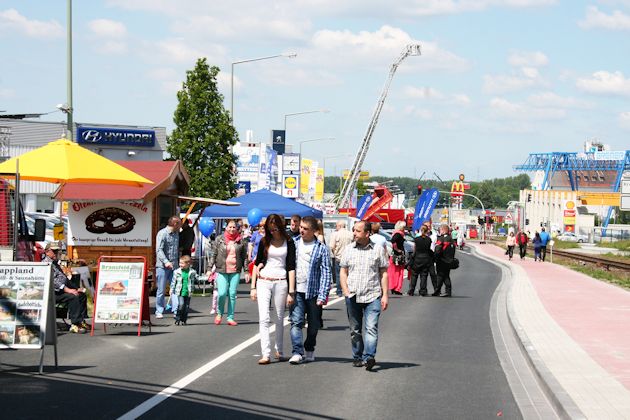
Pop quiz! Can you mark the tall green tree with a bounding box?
[168,58,238,200]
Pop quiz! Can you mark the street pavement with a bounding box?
[0,251,528,419]
[472,242,630,419]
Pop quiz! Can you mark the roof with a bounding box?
[56,160,190,202]
[202,189,323,219]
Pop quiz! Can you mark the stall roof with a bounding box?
[55,160,190,202]
[202,189,323,219]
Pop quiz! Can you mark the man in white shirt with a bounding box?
[369,222,387,252]
[340,221,389,371]
[329,220,354,297]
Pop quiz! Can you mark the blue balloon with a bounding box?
[198,217,215,238]
[247,208,263,227]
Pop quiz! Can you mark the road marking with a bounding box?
[118,295,346,419]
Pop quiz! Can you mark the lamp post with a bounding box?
[284,109,329,132]
[66,0,73,140]
[230,52,297,125]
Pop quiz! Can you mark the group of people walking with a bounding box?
[505,227,551,262]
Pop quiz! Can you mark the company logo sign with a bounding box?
[77,127,155,147]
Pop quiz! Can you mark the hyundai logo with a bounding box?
[81,130,102,143]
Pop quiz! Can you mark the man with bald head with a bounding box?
[329,220,354,297]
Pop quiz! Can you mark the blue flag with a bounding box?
[356,193,374,220]
[412,190,430,231]
[420,189,440,224]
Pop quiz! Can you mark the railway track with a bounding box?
[485,239,630,271]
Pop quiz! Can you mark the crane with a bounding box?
[337,44,421,210]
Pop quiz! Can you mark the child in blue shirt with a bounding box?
[171,255,198,325]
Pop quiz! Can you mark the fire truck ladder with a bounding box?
[337,44,421,210]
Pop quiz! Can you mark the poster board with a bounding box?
[92,257,147,336]
[0,262,52,349]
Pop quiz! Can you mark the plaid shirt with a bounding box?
[295,238,332,302]
[156,226,179,268]
[340,241,388,304]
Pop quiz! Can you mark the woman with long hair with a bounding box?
[207,219,248,326]
[250,214,296,364]
[387,221,407,295]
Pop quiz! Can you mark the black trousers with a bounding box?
[175,296,191,322]
[541,245,547,261]
[408,264,435,295]
[55,291,87,324]
[507,245,515,259]
[435,263,452,295]
[518,245,527,259]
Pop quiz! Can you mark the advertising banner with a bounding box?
[94,261,144,324]
[417,189,440,227]
[0,262,52,349]
[271,129,286,155]
[356,193,374,220]
[562,200,577,226]
[300,158,312,195]
[412,190,430,231]
[315,168,324,202]
[68,201,153,247]
[282,174,299,198]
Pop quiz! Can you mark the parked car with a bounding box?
[379,230,415,258]
[556,232,589,243]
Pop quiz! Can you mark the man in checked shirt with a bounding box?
[339,221,389,371]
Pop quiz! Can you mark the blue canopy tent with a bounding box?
[201,189,323,219]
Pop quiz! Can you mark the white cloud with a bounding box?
[490,97,566,120]
[88,19,127,38]
[578,6,630,30]
[0,8,63,39]
[526,92,593,109]
[404,86,471,105]
[620,111,630,129]
[310,26,469,73]
[403,105,433,119]
[152,39,227,64]
[483,67,547,94]
[576,71,630,96]
[0,87,14,99]
[508,51,549,67]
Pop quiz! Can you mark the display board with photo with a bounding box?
[94,262,144,324]
[0,263,52,349]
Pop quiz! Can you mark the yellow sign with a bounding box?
[53,223,65,240]
[284,176,297,189]
[342,170,369,181]
[315,168,324,202]
[301,159,312,195]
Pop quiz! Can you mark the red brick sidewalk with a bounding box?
[478,243,630,391]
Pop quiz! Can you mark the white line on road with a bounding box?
[118,295,346,419]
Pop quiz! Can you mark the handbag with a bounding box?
[449,257,460,270]
[392,253,407,267]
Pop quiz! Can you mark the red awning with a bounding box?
[55,160,190,202]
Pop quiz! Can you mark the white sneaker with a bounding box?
[289,354,303,365]
[155,313,163,319]
[305,351,315,362]
[210,309,216,315]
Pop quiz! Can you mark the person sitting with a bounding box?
[43,243,89,333]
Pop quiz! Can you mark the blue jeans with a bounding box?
[290,292,320,355]
[345,296,381,361]
[333,259,342,296]
[155,267,174,315]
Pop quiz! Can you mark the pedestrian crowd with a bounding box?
[504,227,551,262]
[153,213,462,370]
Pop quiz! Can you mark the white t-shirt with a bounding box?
[370,233,387,251]
[296,240,316,293]
[258,241,288,279]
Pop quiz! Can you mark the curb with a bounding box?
[468,244,586,420]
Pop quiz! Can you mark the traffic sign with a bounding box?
[505,212,513,225]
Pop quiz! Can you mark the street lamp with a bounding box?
[284,109,329,132]
[230,52,297,124]
[298,137,335,158]
[66,0,73,140]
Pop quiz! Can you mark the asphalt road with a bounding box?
[0,250,522,419]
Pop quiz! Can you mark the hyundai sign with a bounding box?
[77,127,156,147]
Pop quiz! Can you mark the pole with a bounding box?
[438,190,486,243]
[66,0,73,141]
[230,62,235,122]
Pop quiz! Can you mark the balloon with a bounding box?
[247,208,263,227]
[198,217,215,238]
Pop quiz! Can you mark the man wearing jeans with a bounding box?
[288,216,332,365]
[155,216,181,319]
[340,221,389,371]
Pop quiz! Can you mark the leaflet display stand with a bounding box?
[0,262,58,374]
[90,256,150,336]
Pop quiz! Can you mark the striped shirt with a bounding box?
[295,238,332,302]
[340,241,388,304]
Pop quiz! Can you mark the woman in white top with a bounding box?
[250,214,297,365]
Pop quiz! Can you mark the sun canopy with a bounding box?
[201,189,323,219]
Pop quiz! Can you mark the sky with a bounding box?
[1,0,630,182]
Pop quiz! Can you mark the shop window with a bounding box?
[158,196,175,229]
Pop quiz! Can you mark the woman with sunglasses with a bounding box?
[250,214,296,365]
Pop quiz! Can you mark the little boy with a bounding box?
[171,255,198,325]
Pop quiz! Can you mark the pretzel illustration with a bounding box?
[85,207,136,234]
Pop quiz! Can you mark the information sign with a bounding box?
[282,174,299,198]
[94,261,145,325]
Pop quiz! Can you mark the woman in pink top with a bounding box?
[505,231,516,261]
[207,219,248,325]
